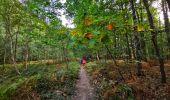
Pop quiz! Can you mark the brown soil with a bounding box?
[73,66,94,100]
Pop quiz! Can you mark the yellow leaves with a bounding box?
[137,24,155,32]
[84,16,92,26]
[98,35,104,42]
[70,30,82,37]
[137,24,144,32]
[71,31,78,36]
[148,28,154,32]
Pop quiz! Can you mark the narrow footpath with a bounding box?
[74,66,94,100]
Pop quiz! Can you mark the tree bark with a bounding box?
[162,0,170,50]
[14,25,19,61]
[122,3,132,61]
[3,13,20,74]
[125,31,132,60]
[143,0,166,83]
[63,46,69,68]
[139,0,147,61]
[3,46,6,70]
[96,51,100,61]
[165,0,170,11]
[24,39,29,69]
[10,37,20,74]
[130,0,142,76]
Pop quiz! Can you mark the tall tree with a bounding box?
[0,0,21,74]
[130,0,142,76]
[162,0,170,50]
[143,0,166,83]
[165,0,170,10]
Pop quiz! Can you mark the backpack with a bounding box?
[82,59,86,64]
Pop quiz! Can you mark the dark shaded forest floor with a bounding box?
[86,60,170,100]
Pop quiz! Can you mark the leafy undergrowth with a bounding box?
[86,60,170,100]
[0,62,80,100]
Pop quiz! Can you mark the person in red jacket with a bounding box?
[80,57,86,67]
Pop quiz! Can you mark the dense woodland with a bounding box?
[0,0,170,100]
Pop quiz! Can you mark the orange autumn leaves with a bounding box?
[84,32,93,39]
[83,16,92,26]
[82,16,116,40]
[73,16,147,41]
[107,24,115,31]
[71,16,117,41]
[83,16,115,31]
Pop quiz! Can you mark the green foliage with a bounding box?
[0,64,55,100]
[66,62,80,79]
[35,62,80,99]
[86,61,102,74]
[117,84,134,100]
[0,76,26,100]
[0,62,80,100]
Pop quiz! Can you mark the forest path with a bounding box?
[73,66,94,100]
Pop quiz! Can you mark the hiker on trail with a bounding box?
[80,57,86,67]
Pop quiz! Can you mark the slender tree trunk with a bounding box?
[3,47,6,70]
[114,34,116,48]
[162,0,170,50]
[47,48,50,64]
[3,14,20,74]
[123,4,132,61]
[139,0,147,61]
[125,28,132,60]
[96,51,100,61]
[165,0,170,11]
[63,46,68,68]
[130,0,142,76]
[130,36,136,59]
[25,40,29,69]
[14,26,19,60]
[143,0,166,83]
[105,45,125,81]
[10,36,20,74]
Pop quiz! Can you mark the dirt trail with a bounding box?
[74,66,94,100]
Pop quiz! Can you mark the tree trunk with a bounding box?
[130,0,142,76]
[63,46,69,68]
[25,40,29,69]
[143,0,166,83]
[10,36,20,74]
[14,26,19,61]
[162,0,170,50]
[96,51,100,61]
[165,0,170,11]
[123,4,132,61]
[139,0,147,61]
[125,31,132,60]
[130,36,136,59]
[3,47,6,70]
[3,14,20,74]
[105,45,125,81]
